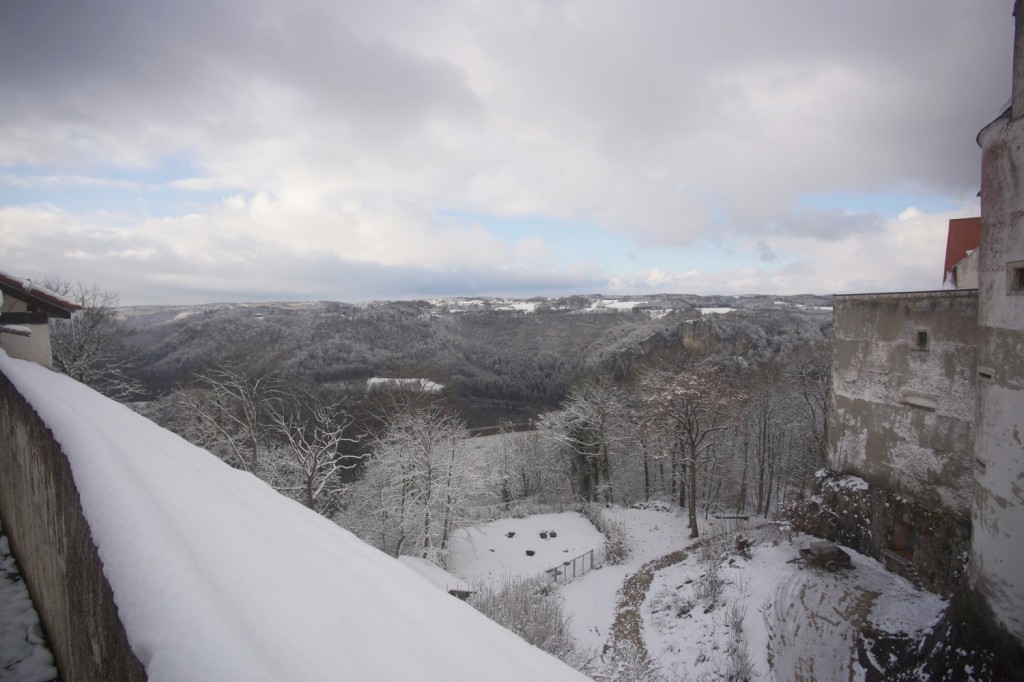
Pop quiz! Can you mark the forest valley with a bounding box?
[41,283,851,677]
[44,283,831,560]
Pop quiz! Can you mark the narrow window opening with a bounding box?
[1008,261,1024,295]
[914,330,930,351]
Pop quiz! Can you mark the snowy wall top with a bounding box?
[0,350,588,682]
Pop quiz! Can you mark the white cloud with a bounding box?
[0,0,1012,302]
[607,204,974,296]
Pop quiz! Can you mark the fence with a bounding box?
[545,548,600,584]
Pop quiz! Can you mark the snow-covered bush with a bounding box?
[696,535,726,609]
[468,577,592,671]
[725,599,753,681]
[581,503,629,565]
[593,641,666,682]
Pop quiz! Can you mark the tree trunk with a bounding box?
[687,441,699,538]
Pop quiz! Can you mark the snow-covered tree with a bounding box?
[352,399,485,562]
[172,362,280,473]
[641,366,748,538]
[44,278,143,401]
[267,389,361,516]
[171,363,361,516]
[538,377,628,504]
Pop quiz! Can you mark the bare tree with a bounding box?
[172,362,280,473]
[44,278,142,401]
[642,366,747,538]
[267,389,361,515]
[539,377,626,504]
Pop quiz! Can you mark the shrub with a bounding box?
[468,576,593,670]
[725,599,753,681]
[593,641,666,682]
[581,503,630,565]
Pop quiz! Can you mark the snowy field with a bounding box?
[448,505,946,680]
[448,513,606,584]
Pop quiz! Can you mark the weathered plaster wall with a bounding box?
[0,370,146,681]
[973,108,1024,645]
[0,296,53,368]
[955,250,980,289]
[828,290,978,515]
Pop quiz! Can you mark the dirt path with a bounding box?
[766,570,882,682]
[604,549,688,661]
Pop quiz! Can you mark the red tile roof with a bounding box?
[943,217,981,285]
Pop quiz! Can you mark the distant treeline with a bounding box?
[121,296,832,427]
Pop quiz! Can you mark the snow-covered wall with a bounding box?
[0,350,590,682]
[972,98,1024,645]
[0,363,145,681]
[828,290,978,516]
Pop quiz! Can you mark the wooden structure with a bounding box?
[0,272,80,368]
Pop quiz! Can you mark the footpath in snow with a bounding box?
[448,504,946,680]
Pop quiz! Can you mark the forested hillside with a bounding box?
[120,294,832,427]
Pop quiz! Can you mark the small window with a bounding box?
[914,329,930,351]
[1009,261,1024,295]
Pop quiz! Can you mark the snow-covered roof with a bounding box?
[0,350,588,682]
[0,271,81,319]
[366,377,445,393]
[0,325,31,337]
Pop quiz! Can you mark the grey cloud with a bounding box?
[0,0,478,166]
[773,208,884,242]
[756,240,777,262]
[0,0,1013,302]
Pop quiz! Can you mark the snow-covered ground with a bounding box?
[0,525,57,682]
[0,350,589,682]
[449,512,606,585]
[448,505,946,680]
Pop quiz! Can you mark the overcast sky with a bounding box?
[0,1,1015,305]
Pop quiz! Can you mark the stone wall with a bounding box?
[0,371,146,681]
[807,471,971,597]
[828,290,977,516]
[973,94,1024,644]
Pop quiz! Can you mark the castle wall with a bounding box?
[828,290,978,515]
[973,105,1024,644]
[0,369,146,681]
